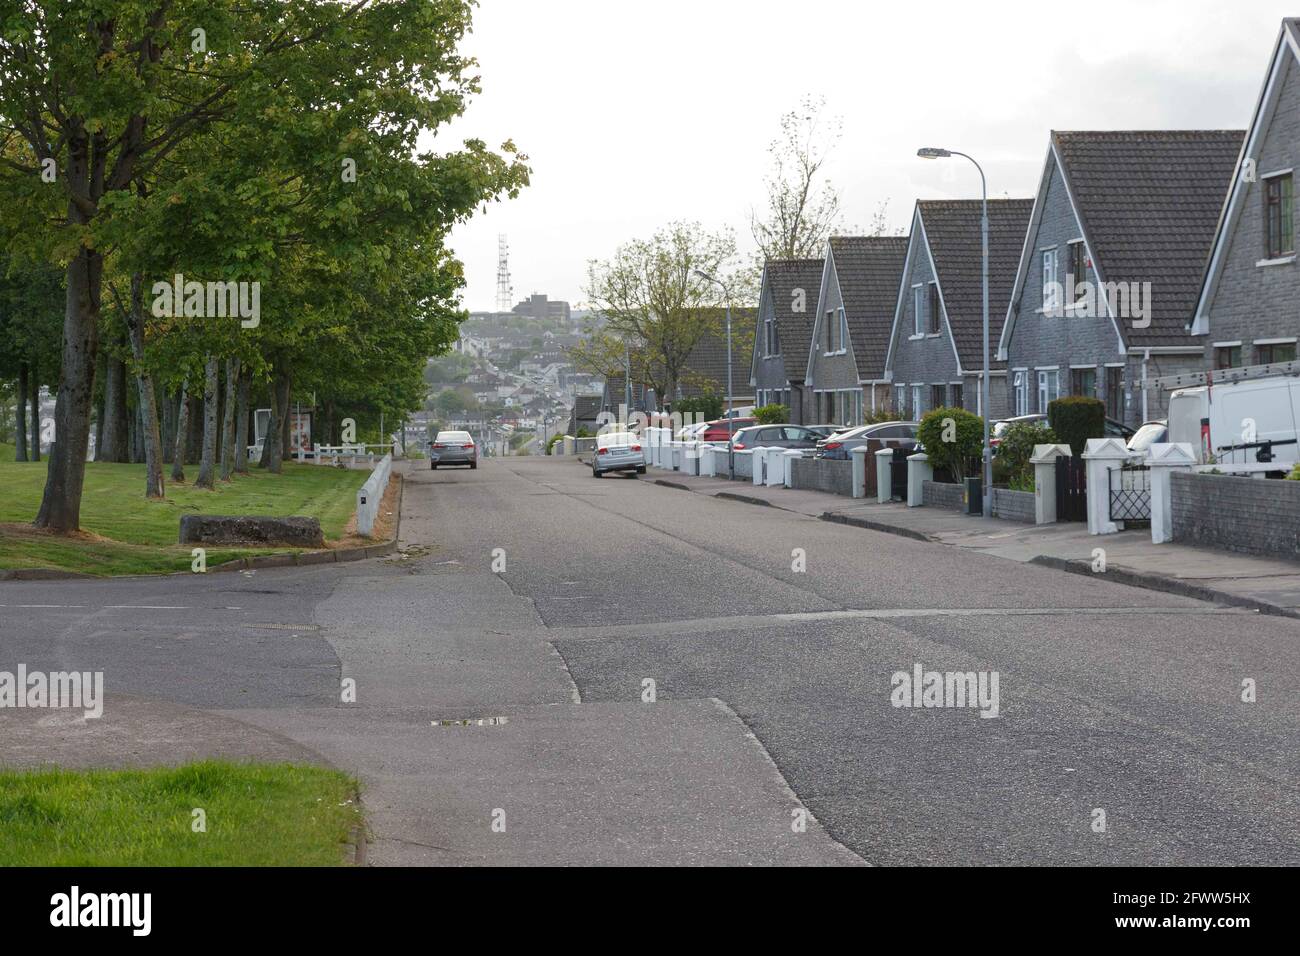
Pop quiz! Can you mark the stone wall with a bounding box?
[789,457,853,496]
[1171,471,1300,560]
[991,487,1035,523]
[922,480,966,511]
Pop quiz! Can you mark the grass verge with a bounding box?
[0,760,362,866]
[0,458,367,575]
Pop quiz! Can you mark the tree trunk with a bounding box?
[195,356,219,489]
[29,365,41,463]
[35,247,102,531]
[260,365,288,473]
[220,358,240,481]
[281,374,293,459]
[171,382,190,482]
[186,394,203,464]
[234,369,250,474]
[15,364,28,462]
[161,389,175,463]
[99,337,129,462]
[126,276,165,498]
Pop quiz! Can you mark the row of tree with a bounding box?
[0,0,527,532]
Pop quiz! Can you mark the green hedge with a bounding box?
[917,406,984,481]
[1047,396,1105,456]
[753,404,789,425]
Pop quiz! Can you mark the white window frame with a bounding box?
[912,285,924,338]
[1013,370,1028,417]
[1041,248,1059,312]
[838,307,848,354]
[912,384,924,418]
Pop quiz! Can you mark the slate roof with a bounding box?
[1051,130,1244,347]
[827,236,910,380]
[568,394,602,434]
[601,373,650,412]
[762,258,826,382]
[919,198,1033,371]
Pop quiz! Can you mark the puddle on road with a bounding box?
[431,717,510,728]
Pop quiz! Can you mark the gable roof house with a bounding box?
[997,129,1243,429]
[884,198,1033,422]
[749,258,825,424]
[1192,19,1300,376]
[804,236,910,426]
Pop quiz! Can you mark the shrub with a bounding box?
[753,403,789,425]
[1288,462,1300,481]
[916,406,984,481]
[997,421,1057,486]
[674,393,723,421]
[546,433,564,455]
[1047,396,1105,456]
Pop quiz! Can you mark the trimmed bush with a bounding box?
[917,406,984,481]
[753,403,789,425]
[1048,396,1105,456]
[674,392,723,421]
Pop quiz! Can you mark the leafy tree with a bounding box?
[583,222,747,404]
[0,0,527,529]
[674,392,724,421]
[997,420,1056,488]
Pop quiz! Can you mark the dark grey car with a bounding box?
[431,430,478,469]
[729,424,823,452]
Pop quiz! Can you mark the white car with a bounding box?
[592,431,646,478]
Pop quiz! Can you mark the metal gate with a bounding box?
[1109,461,1151,524]
[1054,456,1086,522]
[889,446,909,501]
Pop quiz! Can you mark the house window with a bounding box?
[912,384,924,418]
[931,384,946,409]
[1042,249,1059,312]
[913,286,924,337]
[1215,345,1242,369]
[895,386,907,417]
[950,383,963,409]
[927,283,941,334]
[1037,369,1060,413]
[1105,367,1123,420]
[1264,173,1294,259]
[823,310,834,352]
[764,315,779,356]
[1070,367,1097,397]
[1013,371,1028,416]
[1257,342,1297,365]
[1068,241,1087,300]
[839,308,848,352]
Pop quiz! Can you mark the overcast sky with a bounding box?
[441,0,1290,312]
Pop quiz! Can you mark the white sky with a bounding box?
[443,0,1290,312]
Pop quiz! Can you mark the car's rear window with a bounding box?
[438,432,471,442]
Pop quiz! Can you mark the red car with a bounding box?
[699,418,755,443]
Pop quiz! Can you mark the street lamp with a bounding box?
[917,146,991,518]
[693,268,734,477]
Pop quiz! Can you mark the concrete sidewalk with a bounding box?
[650,469,1300,617]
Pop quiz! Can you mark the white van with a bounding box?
[1168,375,1300,469]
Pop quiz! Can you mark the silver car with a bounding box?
[431,430,478,469]
[592,431,646,478]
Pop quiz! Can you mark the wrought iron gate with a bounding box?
[1109,461,1151,524]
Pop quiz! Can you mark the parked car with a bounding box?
[1169,375,1300,468]
[989,413,1133,450]
[816,421,920,460]
[1126,420,1168,454]
[700,417,755,443]
[430,430,477,469]
[802,424,844,440]
[674,421,709,441]
[592,430,646,478]
[728,424,824,452]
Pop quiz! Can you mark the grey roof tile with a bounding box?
[827,236,910,380]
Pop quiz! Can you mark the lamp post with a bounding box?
[693,269,734,477]
[917,146,990,518]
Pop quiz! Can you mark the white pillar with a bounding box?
[783,449,801,488]
[1147,443,1197,544]
[700,444,716,477]
[1081,438,1131,535]
[766,448,786,487]
[851,446,870,499]
[1029,443,1072,525]
[753,447,769,486]
[876,448,894,504]
[907,452,932,508]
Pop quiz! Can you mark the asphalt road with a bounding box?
[2,456,1297,865]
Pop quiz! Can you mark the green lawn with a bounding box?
[0,761,362,866]
[0,457,367,575]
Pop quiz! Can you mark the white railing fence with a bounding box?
[356,453,393,538]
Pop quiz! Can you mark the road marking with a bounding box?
[0,604,88,609]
